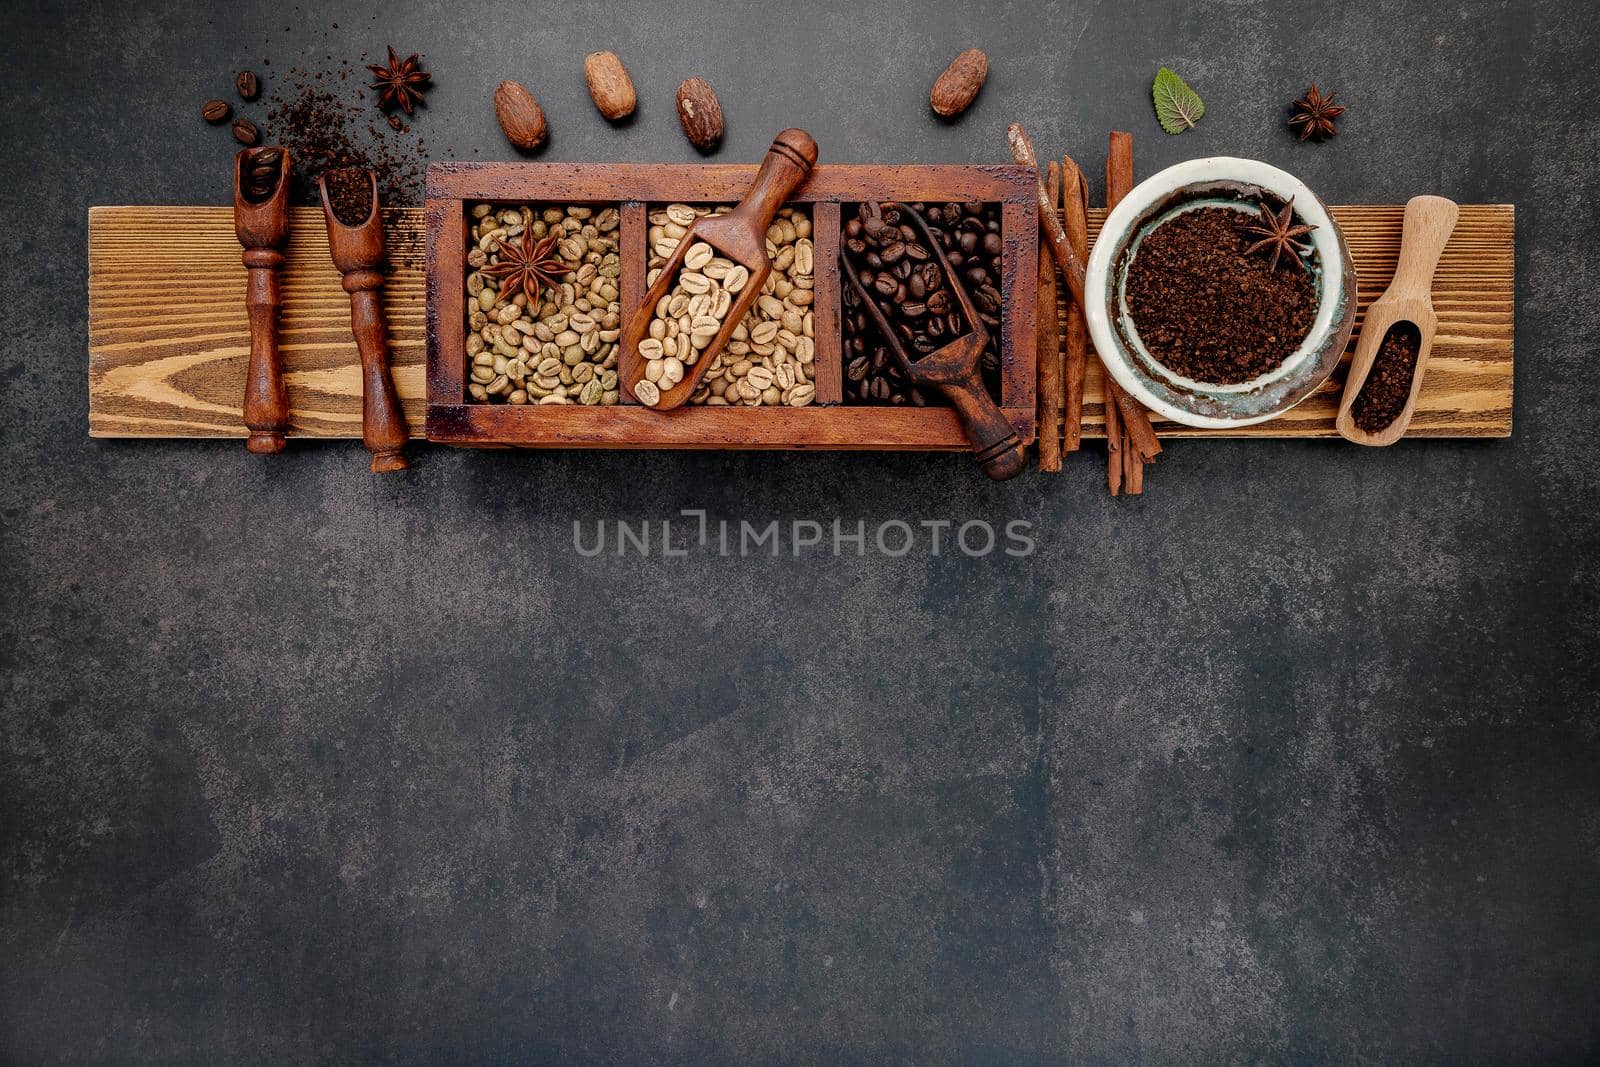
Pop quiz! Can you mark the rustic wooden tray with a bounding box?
[86,201,1514,443]
[425,163,1038,449]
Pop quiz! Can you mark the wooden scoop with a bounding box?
[318,168,410,472]
[620,128,817,410]
[233,147,292,454]
[1336,195,1459,446]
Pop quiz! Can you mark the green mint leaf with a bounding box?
[1153,67,1205,135]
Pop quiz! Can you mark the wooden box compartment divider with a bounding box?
[425,163,1039,450]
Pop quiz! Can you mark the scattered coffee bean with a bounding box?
[464,203,623,406]
[841,200,1003,405]
[202,99,232,125]
[1351,321,1421,432]
[1123,204,1316,384]
[231,117,261,146]
[236,70,261,101]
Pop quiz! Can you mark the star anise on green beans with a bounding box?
[1242,198,1318,273]
[367,46,431,114]
[482,228,571,306]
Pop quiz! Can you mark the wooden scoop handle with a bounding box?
[723,129,818,234]
[345,279,410,472]
[234,148,292,455]
[241,254,289,454]
[942,377,1028,481]
[1389,195,1459,301]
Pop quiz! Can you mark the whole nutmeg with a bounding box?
[676,77,724,151]
[583,51,636,121]
[494,80,548,151]
[201,99,231,125]
[930,48,989,118]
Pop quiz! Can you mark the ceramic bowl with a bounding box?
[1083,157,1358,428]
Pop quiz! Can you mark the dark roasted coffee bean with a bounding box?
[905,242,930,261]
[966,266,990,287]
[870,378,891,400]
[873,273,898,297]
[901,302,927,318]
[202,99,231,124]
[983,232,1003,255]
[959,230,978,254]
[231,118,260,145]
[236,70,261,100]
[907,275,926,299]
[845,237,866,256]
[879,241,905,264]
[926,290,950,315]
[847,356,868,381]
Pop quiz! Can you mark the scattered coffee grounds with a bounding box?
[324,167,374,226]
[1351,321,1421,432]
[1124,205,1318,384]
[261,60,428,206]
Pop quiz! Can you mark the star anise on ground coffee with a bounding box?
[1241,198,1317,273]
[1288,84,1346,142]
[367,46,431,114]
[482,229,571,306]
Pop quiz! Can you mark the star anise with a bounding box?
[1242,198,1318,273]
[367,46,431,114]
[481,228,572,306]
[1288,84,1345,143]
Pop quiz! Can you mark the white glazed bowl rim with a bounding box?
[1083,156,1356,429]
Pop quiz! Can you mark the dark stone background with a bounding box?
[2,0,1597,1062]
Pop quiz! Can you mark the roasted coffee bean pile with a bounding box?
[1124,205,1317,384]
[1351,321,1421,432]
[840,201,1003,404]
[239,147,283,203]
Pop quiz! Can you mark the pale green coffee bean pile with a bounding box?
[646,203,817,408]
[635,237,742,407]
[463,203,623,406]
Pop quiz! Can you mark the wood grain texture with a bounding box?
[88,203,1513,441]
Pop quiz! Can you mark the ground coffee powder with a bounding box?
[1124,206,1317,384]
[1351,321,1422,432]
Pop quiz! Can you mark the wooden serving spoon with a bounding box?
[1336,195,1459,446]
[620,128,817,410]
[318,168,410,472]
[233,146,292,454]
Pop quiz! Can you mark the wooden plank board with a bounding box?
[87,203,1513,441]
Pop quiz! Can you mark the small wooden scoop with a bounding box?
[840,203,1027,481]
[233,147,292,454]
[1336,195,1459,446]
[620,128,818,410]
[318,168,410,472]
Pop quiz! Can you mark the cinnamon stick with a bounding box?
[1007,123,1088,309]
[1060,154,1090,453]
[1037,160,1063,472]
[1104,364,1124,496]
[1104,130,1162,492]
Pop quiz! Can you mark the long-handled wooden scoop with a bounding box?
[233,147,292,453]
[1336,195,1459,446]
[620,128,817,410]
[840,203,1027,481]
[318,168,410,472]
